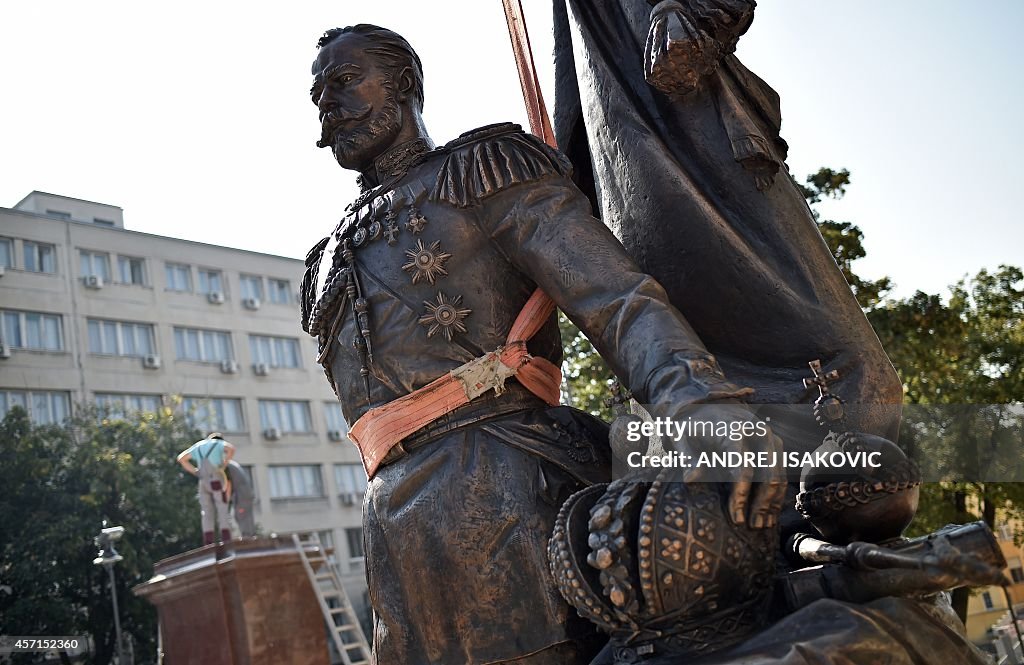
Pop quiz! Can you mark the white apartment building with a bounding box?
[0,191,369,615]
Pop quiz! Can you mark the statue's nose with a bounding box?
[317,89,335,119]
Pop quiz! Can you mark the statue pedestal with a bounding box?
[134,536,328,665]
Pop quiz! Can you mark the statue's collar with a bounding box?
[357,137,434,191]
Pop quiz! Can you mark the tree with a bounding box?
[870,267,1024,617]
[0,402,202,664]
[559,311,615,420]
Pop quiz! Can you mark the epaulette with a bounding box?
[300,235,330,335]
[430,122,573,208]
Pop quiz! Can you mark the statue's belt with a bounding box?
[348,288,562,478]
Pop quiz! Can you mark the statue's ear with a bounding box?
[395,66,415,103]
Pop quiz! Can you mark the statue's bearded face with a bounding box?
[311,34,404,172]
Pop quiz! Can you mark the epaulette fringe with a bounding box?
[431,126,572,207]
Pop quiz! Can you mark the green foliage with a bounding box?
[796,166,850,204]
[559,311,615,420]
[0,403,201,664]
[799,168,892,309]
[869,267,1024,539]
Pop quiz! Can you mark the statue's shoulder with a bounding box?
[428,122,573,208]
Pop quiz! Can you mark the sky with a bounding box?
[1,1,1021,299]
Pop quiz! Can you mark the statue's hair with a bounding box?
[207,432,224,440]
[317,25,425,112]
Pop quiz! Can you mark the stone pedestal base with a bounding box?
[134,537,327,665]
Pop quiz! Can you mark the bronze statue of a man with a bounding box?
[301,24,784,664]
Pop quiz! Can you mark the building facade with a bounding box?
[0,191,369,612]
[966,521,1024,645]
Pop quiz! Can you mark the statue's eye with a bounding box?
[339,73,356,85]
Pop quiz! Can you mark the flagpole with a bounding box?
[500,0,561,364]
[501,0,557,148]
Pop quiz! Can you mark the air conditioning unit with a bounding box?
[207,291,226,305]
[327,429,345,442]
[0,342,11,359]
[142,354,162,369]
[242,297,261,310]
[263,427,281,441]
[220,359,239,374]
[253,362,270,376]
[84,274,105,289]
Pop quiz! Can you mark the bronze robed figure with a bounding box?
[551,0,904,448]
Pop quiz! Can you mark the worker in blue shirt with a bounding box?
[176,432,236,546]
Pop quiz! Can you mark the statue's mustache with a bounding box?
[317,104,373,148]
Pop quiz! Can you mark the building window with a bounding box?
[345,527,364,561]
[1009,557,1024,584]
[334,464,367,495]
[313,530,339,567]
[198,269,223,295]
[2,310,63,351]
[79,250,111,280]
[982,591,995,610]
[249,335,301,368]
[93,218,115,227]
[268,278,291,304]
[87,319,155,357]
[268,465,323,499]
[173,327,233,362]
[45,209,71,220]
[95,393,162,418]
[259,400,312,433]
[240,274,264,301]
[183,396,246,433]
[117,256,146,285]
[324,402,348,437]
[165,263,192,292]
[0,238,11,268]
[0,390,70,425]
[23,241,56,274]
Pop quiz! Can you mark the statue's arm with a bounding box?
[643,0,756,94]
[646,0,756,50]
[480,176,745,409]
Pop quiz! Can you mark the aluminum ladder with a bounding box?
[292,532,371,665]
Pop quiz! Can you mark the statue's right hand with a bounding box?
[678,402,787,530]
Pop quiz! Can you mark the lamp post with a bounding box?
[93,521,130,664]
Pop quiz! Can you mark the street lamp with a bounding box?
[93,522,130,664]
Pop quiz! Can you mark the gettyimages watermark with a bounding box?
[609,403,1024,482]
